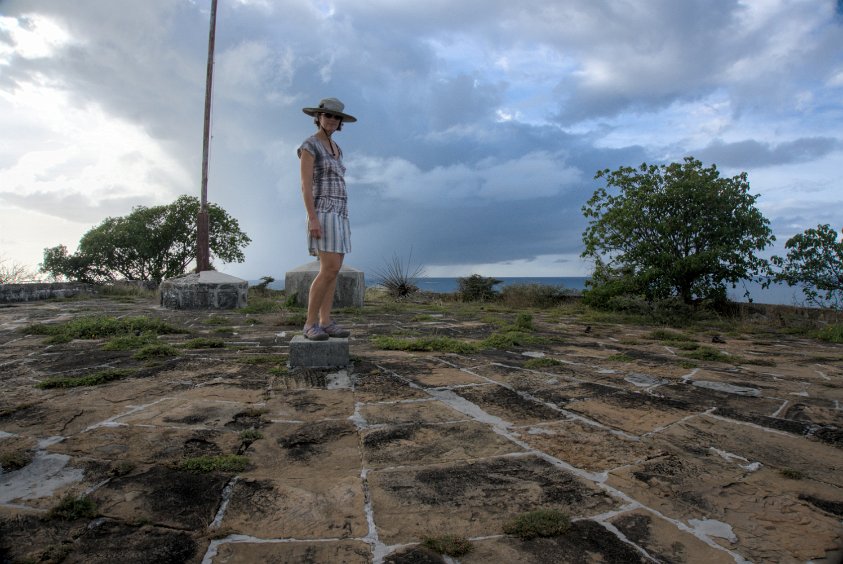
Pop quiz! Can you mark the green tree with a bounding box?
[40,196,251,284]
[771,224,843,310]
[581,157,774,305]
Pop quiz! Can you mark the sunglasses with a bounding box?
[321,113,343,121]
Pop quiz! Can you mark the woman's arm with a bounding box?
[300,149,321,239]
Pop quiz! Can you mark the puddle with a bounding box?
[692,381,760,397]
[0,436,83,503]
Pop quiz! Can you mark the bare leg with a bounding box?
[305,252,344,328]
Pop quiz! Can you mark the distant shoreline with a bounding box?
[262,276,811,308]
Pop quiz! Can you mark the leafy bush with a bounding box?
[816,324,843,344]
[458,274,501,301]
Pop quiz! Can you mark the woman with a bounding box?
[298,97,356,340]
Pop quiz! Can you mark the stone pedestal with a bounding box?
[284,261,364,309]
[289,335,349,368]
[159,271,248,309]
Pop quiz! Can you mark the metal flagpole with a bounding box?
[197,0,218,272]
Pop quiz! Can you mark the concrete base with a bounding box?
[284,261,364,309]
[289,335,349,368]
[159,271,248,310]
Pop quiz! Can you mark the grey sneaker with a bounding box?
[303,324,329,341]
[322,321,350,338]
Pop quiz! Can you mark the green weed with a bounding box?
[36,369,135,389]
[607,353,634,362]
[503,509,570,539]
[421,534,473,556]
[682,347,734,363]
[523,357,565,369]
[0,449,33,470]
[180,454,249,473]
[49,494,96,521]
[372,336,479,354]
[134,343,180,360]
[780,468,804,480]
[481,330,548,349]
[240,429,264,442]
[649,329,696,342]
[24,315,184,344]
[241,298,285,314]
[102,332,158,350]
[816,324,843,344]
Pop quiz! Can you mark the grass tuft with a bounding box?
[24,315,184,344]
[134,343,180,360]
[241,297,285,314]
[421,534,473,556]
[372,336,479,354]
[49,494,96,521]
[179,454,249,473]
[523,357,564,369]
[102,332,158,350]
[780,468,804,480]
[649,329,696,342]
[36,369,135,389]
[682,347,734,363]
[503,509,570,539]
[0,449,34,470]
[481,330,547,349]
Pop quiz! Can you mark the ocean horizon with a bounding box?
[262,276,812,307]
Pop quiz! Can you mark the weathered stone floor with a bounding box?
[0,295,841,563]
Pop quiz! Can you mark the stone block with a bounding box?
[289,335,349,368]
[159,271,248,310]
[285,261,364,309]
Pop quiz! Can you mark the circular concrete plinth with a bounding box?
[159,271,248,309]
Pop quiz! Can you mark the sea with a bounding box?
[265,276,811,307]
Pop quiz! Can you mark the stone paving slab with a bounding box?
[0,295,841,563]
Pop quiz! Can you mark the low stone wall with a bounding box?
[0,282,96,303]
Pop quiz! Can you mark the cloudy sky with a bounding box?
[1,0,842,282]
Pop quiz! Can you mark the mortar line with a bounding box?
[377,363,751,563]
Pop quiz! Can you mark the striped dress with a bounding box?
[298,134,351,256]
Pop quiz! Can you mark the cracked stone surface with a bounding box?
[0,294,841,563]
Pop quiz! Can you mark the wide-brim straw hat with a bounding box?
[302,97,357,122]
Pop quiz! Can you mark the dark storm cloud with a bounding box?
[1,0,841,277]
[696,138,843,169]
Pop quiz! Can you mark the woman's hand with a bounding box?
[308,216,322,239]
